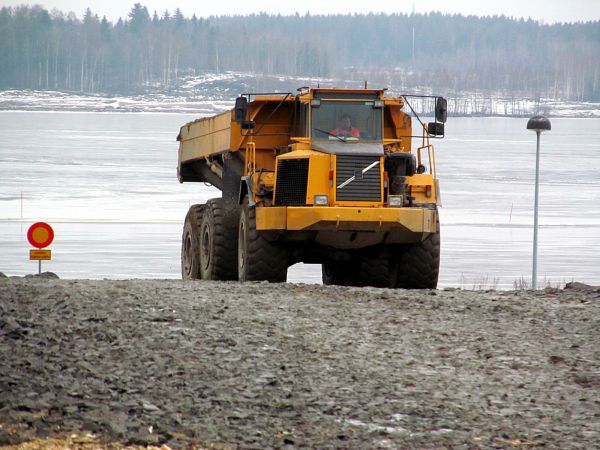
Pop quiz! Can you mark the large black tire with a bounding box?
[390,229,440,289]
[181,204,204,280]
[354,254,392,288]
[322,260,353,286]
[238,199,288,282]
[322,252,390,288]
[199,198,238,280]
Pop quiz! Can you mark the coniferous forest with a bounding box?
[0,3,599,101]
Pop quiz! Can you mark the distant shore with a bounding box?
[1,88,599,118]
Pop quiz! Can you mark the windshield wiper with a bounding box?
[313,127,347,143]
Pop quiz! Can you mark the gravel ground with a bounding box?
[1,275,599,449]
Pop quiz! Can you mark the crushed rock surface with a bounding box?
[1,278,599,449]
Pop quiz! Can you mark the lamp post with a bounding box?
[526,115,551,289]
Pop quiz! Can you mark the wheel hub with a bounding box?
[201,224,212,272]
[238,220,246,276]
[183,233,192,276]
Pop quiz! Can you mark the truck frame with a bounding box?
[177,87,446,288]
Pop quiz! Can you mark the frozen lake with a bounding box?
[1,111,599,288]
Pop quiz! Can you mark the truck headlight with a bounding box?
[314,194,329,206]
[388,195,403,207]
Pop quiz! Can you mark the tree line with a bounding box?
[0,4,598,101]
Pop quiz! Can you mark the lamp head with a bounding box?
[527,115,551,133]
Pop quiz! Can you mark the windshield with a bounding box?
[311,101,382,142]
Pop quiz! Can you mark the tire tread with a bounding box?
[240,200,288,282]
[391,231,440,289]
[203,198,238,280]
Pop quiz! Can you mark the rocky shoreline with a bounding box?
[1,87,600,118]
[1,276,599,449]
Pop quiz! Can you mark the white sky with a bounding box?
[1,0,599,23]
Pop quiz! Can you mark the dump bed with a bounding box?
[177,109,232,173]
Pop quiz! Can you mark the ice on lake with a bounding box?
[1,111,599,288]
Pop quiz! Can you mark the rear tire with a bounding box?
[199,198,238,280]
[181,204,204,280]
[390,228,440,289]
[238,199,288,282]
[322,251,390,288]
[354,253,391,288]
[322,260,353,286]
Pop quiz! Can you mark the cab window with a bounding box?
[311,101,383,141]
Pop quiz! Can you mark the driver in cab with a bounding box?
[331,114,360,138]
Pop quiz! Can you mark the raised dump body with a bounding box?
[177,88,446,288]
[179,111,231,162]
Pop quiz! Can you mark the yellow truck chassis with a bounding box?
[177,87,446,288]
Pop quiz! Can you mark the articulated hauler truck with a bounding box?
[177,87,447,288]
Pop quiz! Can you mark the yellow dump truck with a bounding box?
[177,87,446,288]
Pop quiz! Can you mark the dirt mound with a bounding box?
[565,281,599,292]
[1,278,599,448]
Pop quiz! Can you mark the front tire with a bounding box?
[238,199,288,282]
[390,228,440,289]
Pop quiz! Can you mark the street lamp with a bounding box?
[527,115,551,289]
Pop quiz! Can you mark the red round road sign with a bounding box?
[27,222,54,249]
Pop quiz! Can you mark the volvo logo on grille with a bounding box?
[337,160,379,189]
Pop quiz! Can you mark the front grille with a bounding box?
[275,158,309,206]
[336,155,382,202]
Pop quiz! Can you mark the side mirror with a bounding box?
[241,120,255,130]
[234,96,248,123]
[435,97,447,123]
[427,122,444,136]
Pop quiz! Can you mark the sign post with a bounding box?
[27,222,54,274]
